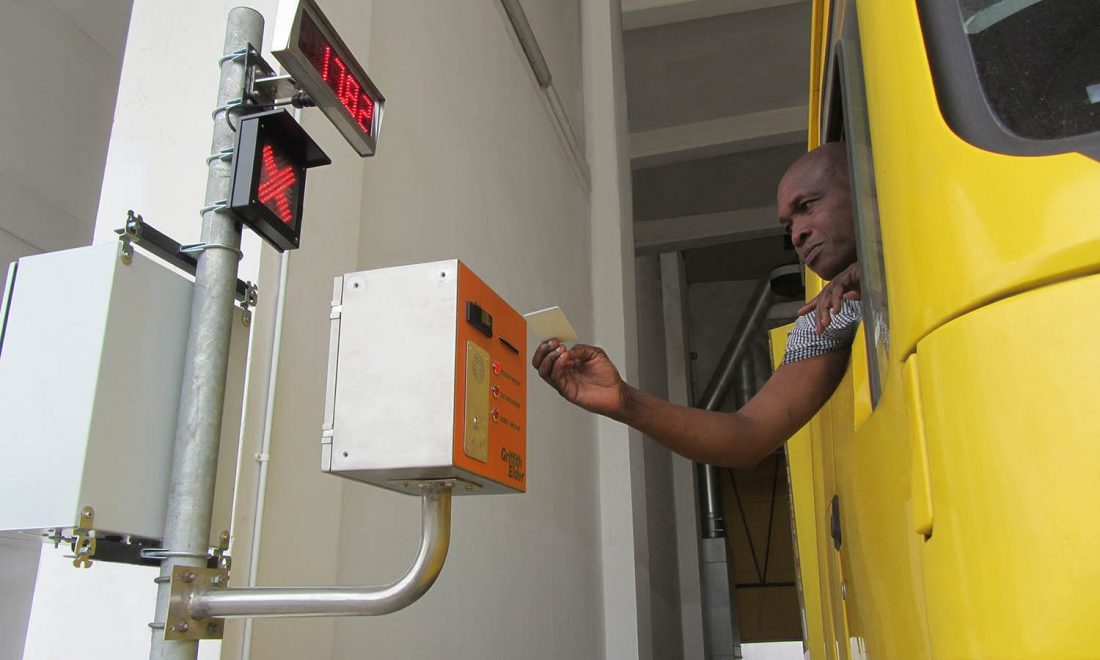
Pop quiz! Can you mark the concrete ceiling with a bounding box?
[632,143,804,221]
[46,0,133,60]
[622,0,810,284]
[624,3,810,131]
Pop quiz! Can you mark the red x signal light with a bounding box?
[258,143,298,225]
[229,109,331,252]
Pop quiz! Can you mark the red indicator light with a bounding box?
[491,409,501,423]
[491,385,501,399]
[491,361,501,375]
[299,12,375,135]
[257,142,299,226]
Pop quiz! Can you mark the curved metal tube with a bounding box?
[190,482,452,619]
[694,279,774,540]
[695,279,775,411]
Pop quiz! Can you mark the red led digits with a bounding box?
[256,143,299,225]
[300,13,374,134]
[320,48,372,132]
[338,66,360,117]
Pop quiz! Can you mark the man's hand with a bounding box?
[799,262,861,335]
[532,339,626,418]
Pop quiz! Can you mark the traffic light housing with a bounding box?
[228,109,331,252]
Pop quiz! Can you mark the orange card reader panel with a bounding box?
[322,259,526,495]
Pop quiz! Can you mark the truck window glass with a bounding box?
[838,2,890,406]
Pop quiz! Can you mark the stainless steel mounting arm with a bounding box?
[189,481,452,619]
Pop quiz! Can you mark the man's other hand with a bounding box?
[532,340,626,418]
[799,261,861,335]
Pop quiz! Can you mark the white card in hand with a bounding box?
[524,306,578,343]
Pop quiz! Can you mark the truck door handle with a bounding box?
[831,494,842,550]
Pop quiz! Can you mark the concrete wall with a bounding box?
[329,1,601,656]
[238,0,370,655]
[250,1,614,658]
[520,0,585,146]
[7,0,657,657]
[0,1,131,658]
[0,537,39,660]
[635,255,686,658]
[0,0,130,287]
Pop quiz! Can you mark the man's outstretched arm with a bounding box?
[533,340,849,469]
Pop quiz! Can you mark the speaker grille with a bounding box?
[471,353,487,383]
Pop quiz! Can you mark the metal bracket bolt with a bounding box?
[239,282,258,327]
[118,236,134,265]
[116,210,146,265]
[70,506,96,568]
[210,529,233,572]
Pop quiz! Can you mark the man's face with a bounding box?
[776,160,857,280]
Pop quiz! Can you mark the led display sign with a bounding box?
[272,0,385,157]
[229,110,330,252]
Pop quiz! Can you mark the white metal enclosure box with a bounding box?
[0,242,247,559]
[323,260,527,496]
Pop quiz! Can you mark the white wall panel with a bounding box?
[320,1,601,658]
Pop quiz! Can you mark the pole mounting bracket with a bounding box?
[165,565,230,641]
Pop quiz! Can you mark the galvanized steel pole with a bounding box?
[150,8,263,659]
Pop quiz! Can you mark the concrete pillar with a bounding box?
[581,1,653,658]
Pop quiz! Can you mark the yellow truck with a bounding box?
[780,0,1100,656]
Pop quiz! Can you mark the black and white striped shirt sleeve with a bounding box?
[781,299,862,365]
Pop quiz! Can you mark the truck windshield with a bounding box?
[959,0,1043,33]
[956,0,1100,140]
